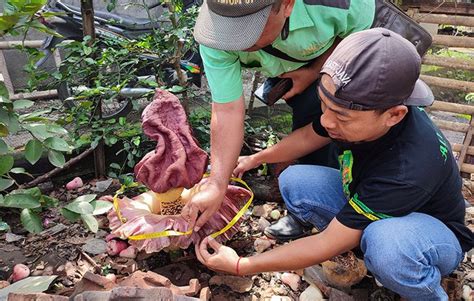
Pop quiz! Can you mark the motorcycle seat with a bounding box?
[54,1,161,31]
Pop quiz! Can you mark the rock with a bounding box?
[252,204,273,218]
[95,229,108,239]
[270,210,281,220]
[254,238,273,253]
[272,285,288,296]
[299,285,325,301]
[321,252,367,288]
[270,296,292,301]
[105,273,117,283]
[463,285,472,301]
[257,217,271,232]
[82,238,108,255]
[66,177,84,190]
[0,280,9,289]
[281,273,300,291]
[209,275,253,293]
[5,233,24,243]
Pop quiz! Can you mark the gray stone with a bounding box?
[82,238,107,255]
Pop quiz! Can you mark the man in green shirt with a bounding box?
[181,0,375,231]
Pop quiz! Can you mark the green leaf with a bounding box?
[3,193,41,208]
[43,137,73,152]
[74,194,97,203]
[60,208,80,222]
[0,82,9,100]
[0,155,14,175]
[109,163,121,170]
[91,200,113,215]
[0,139,9,154]
[48,150,65,167]
[40,195,58,208]
[0,123,8,137]
[10,167,26,174]
[64,201,93,214]
[81,214,98,233]
[13,99,34,110]
[20,208,43,233]
[0,221,10,232]
[25,139,43,165]
[83,45,93,55]
[169,85,185,93]
[0,178,14,191]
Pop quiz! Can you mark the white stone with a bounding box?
[299,285,325,301]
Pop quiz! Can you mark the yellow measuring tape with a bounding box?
[112,177,254,241]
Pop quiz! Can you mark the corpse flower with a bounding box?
[107,89,252,253]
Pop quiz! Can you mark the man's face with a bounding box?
[318,75,405,143]
[244,0,294,52]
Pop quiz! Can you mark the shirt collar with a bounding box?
[289,0,314,31]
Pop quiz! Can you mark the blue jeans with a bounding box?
[279,165,463,301]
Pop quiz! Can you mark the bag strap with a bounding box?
[261,45,315,63]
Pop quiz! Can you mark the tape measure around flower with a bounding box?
[112,177,254,241]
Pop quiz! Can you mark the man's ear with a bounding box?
[283,0,295,17]
[384,105,408,127]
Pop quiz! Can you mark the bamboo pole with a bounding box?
[432,35,474,48]
[423,55,474,72]
[0,40,43,49]
[452,144,474,155]
[10,90,58,100]
[461,163,474,174]
[413,13,474,27]
[430,101,474,116]
[402,3,474,17]
[433,120,469,133]
[420,75,474,93]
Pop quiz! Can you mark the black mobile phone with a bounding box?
[254,77,293,106]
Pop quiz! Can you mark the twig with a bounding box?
[80,251,101,273]
[20,147,94,189]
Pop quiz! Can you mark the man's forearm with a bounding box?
[252,124,330,165]
[209,96,246,189]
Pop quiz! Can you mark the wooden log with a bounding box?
[432,35,474,48]
[430,101,474,115]
[423,55,474,72]
[452,144,474,155]
[433,119,469,133]
[461,163,474,174]
[413,13,474,27]
[402,3,474,17]
[420,75,474,93]
[10,90,58,100]
[0,40,43,49]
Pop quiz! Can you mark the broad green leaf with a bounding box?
[0,275,57,299]
[13,99,34,110]
[10,167,26,174]
[25,139,43,165]
[40,195,58,208]
[91,200,113,215]
[48,150,65,167]
[0,123,8,137]
[0,221,9,231]
[20,208,43,233]
[0,139,8,154]
[169,85,185,93]
[0,178,14,191]
[109,163,121,170]
[64,201,93,214]
[60,208,80,222]
[0,155,14,175]
[81,214,98,233]
[74,194,97,203]
[0,82,9,100]
[3,193,41,208]
[0,15,20,32]
[23,123,53,141]
[44,137,73,152]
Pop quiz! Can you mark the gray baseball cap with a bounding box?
[193,0,275,51]
[320,28,434,111]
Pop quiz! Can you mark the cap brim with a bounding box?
[193,1,272,51]
[404,79,434,107]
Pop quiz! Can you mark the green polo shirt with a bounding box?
[200,0,375,103]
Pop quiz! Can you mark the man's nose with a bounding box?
[320,111,336,130]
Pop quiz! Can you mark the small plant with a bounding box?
[60,194,113,233]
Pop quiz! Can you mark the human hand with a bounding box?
[233,155,261,178]
[181,180,225,232]
[280,67,319,100]
[196,236,241,275]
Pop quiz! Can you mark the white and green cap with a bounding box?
[194,0,276,51]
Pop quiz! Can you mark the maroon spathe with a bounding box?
[134,89,208,193]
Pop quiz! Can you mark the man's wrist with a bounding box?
[237,257,252,276]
